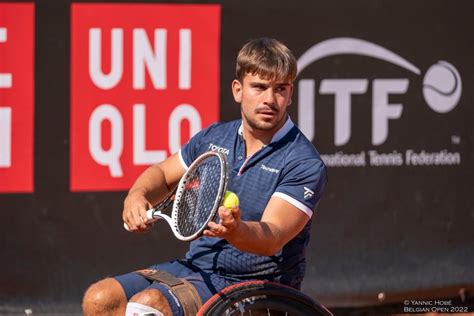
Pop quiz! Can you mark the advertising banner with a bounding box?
[70,3,220,191]
[0,3,34,193]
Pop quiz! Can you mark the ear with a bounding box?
[287,83,294,106]
[232,79,242,103]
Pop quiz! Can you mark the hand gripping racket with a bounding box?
[124,151,228,241]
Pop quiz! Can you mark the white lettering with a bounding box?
[208,144,230,155]
[405,149,460,166]
[0,29,12,167]
[0,28,12,88]
[372,79,408,145]
[179,29,191,90]
[168,104,201,154]
[321,151,366,167]
[89,104,123,177]
[89,28,123,89]
[0,27,6,41]
[133,104,167,165]
[0,107,12,167]
[320,79,368,146]
[298,79,315,141]
[88,28,192,91]
[133,28,166,90]
[261,164,280,174]
[368,150,403,166]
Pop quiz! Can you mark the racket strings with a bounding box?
[175,156,223,237]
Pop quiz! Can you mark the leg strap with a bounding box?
[137,269,202,316]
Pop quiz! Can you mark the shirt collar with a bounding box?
[238,116,294,145]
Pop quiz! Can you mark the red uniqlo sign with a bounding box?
[0,3,34,193]
[71,4,221,191]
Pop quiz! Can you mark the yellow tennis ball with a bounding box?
[223,191,239,208]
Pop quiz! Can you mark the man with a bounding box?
[83,37,327,316]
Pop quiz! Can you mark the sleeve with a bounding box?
[273,158,328,218]
[178,122,218,170]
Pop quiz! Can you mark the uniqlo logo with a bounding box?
[71,4,221,191]
[0,3,34,193]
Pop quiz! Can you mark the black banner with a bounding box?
[0,0,473,313]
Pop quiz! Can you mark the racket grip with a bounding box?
[123,209,156,231]
[145,209,154,220]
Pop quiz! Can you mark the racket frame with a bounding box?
[151,151,228,241]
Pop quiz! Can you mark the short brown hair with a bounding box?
[235,37,297,83]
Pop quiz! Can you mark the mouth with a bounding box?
[256,112,277,121]
[256,108,278,117]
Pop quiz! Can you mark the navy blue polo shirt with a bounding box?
[178,117,327,289]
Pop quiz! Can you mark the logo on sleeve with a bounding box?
[304,187,314,199]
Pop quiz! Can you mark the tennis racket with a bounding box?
[124,151,228,241]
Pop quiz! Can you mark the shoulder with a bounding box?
[180,119,241,166]
[284,126,325,168]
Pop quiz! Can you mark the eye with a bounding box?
[252,84,266,91]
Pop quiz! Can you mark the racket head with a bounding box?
[171,151,228,241]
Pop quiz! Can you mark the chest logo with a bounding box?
[208,143,230,155]
[261,164,280,174]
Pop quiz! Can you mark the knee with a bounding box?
[130,288,165,305]
[83,278,126,314]
[130,289,172,314]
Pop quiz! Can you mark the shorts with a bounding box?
[115,260,242,315]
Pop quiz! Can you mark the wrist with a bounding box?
[127,188,147,198]
[125,190,148,206]
[226,218,244,244]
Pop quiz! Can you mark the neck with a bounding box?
[241,115,287,157]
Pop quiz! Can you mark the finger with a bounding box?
[122,214,131,231]
[131,208,146,230]
[220,205,240,217]
[207,221,226,235]
[218,207,230,219]
[218,207,236,226]
[207,221,218,231]
[139,207,151,229]
[124,212,137,231]
[142,205,152,221]
[202,229,217,237]
[134,223,153,234]
[123,208,134,230]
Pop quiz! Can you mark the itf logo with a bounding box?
[297,38,462,146]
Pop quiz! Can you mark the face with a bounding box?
[232,73,293,134]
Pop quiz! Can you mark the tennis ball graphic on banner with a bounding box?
[223,191,240,209]
[422,61,462,113]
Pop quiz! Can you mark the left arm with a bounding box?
[203,195,310,256]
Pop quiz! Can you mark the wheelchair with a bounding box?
[197,280,333,316]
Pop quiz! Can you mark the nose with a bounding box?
[263,88,276,105]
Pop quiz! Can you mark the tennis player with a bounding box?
[82,37,328,316]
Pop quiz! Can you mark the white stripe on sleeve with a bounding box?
[272,192,313,218]
[178,150,189,170]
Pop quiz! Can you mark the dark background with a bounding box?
[1,0,473,314]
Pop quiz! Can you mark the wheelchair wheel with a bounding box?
[197,280,333,316]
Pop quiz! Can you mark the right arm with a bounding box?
[122,153,186,232]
